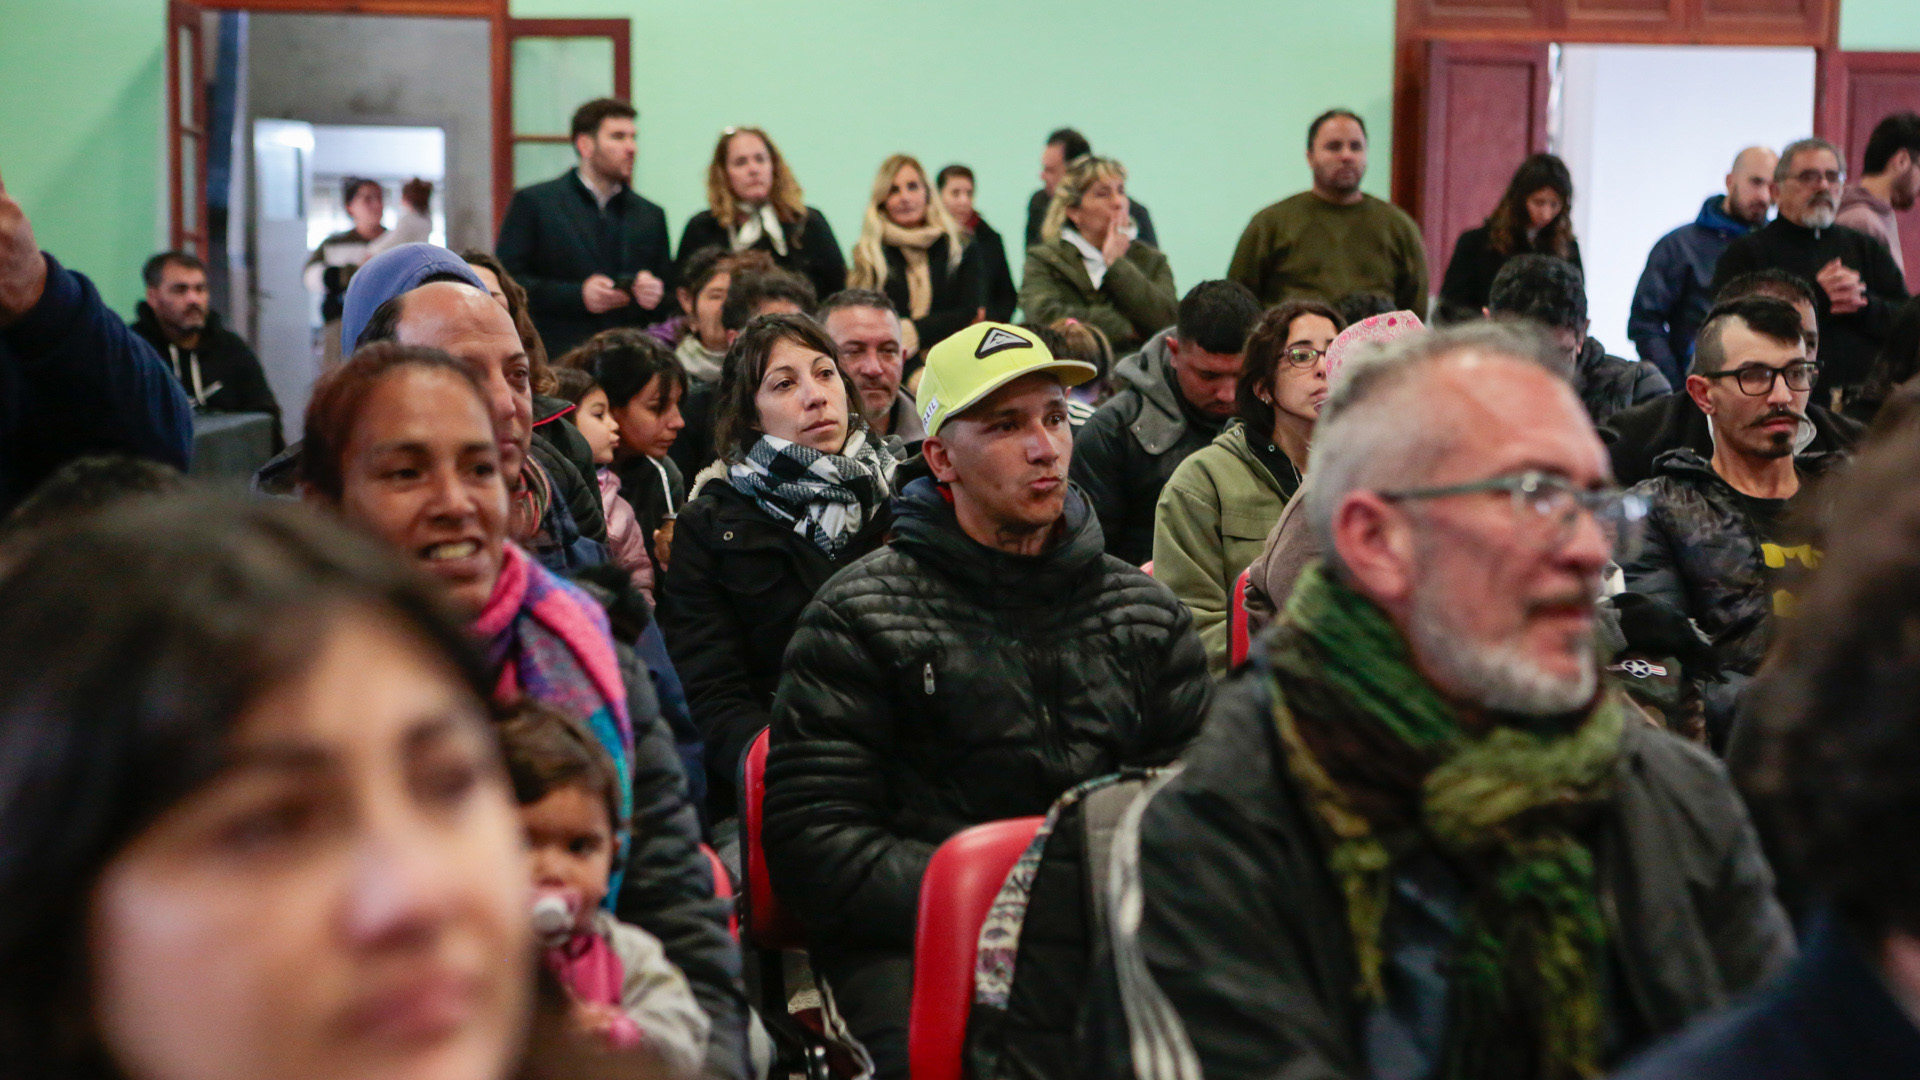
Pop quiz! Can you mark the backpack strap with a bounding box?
[1079,772,1162,944]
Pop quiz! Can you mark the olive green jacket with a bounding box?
[1018,237,1177,353]
[1152,422,1297,677]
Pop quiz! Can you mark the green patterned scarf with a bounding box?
[1266,562,1625,1080]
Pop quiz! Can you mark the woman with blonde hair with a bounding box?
[677,126,846,301]
[1019,154,1176,353]
[848,153,983,359]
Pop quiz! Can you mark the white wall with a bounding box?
[1556,45,1815,364]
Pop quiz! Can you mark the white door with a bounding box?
[253,118,316,443]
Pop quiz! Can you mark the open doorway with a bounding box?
[1554,45,1817,356]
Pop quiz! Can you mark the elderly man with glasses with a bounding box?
[1711,136,1909,399]
[1082,320,1792,1080]
[1623,295,1834,748]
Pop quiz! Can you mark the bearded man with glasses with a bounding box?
[1712,136,1909,398]
[1083,321,1792,1080]
[1624,296,1833,747]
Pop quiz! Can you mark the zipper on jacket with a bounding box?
[923,661,935,696]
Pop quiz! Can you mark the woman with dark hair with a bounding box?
[658,314,895,825]
[1152,299,1343,675]
[0,495,664,1080]
[298,342,748,1080]
[1438,152,1582,323]
[848,154,982,359]
[676,127,846,302]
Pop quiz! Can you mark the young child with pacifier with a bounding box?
[498,699,709,1073]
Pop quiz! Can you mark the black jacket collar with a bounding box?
[889,476,1105,601]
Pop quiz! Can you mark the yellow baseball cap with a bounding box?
[915,323,1098,437]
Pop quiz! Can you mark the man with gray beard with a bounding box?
[1081,322,1793,1080]
[1711,137,1909,395]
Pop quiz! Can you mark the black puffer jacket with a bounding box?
[762,478,1211,953]
[1574,335,1669,427]
[658,471,892,820]
[1080,663,1795,1080]
[1623,447,1839,678]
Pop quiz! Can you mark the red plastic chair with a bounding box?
[1229,567,1253,666]
[741,727,835,1079]
[702,843,737,942]
[741,726,806,950]
[907,816,1046,1080]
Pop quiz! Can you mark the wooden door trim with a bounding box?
[490,16,631,229]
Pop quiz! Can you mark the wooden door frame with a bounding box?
[1816,50,1920,151]
[167,1,210,255]
[1392,0,1840,222]
[492,17,632,228]
[174,0,504,254]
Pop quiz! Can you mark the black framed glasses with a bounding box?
[1378,470,1647,558]
[1282,345,1328,367]
[1700,362,1819,396]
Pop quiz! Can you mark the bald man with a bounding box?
[1628,146,1779,386]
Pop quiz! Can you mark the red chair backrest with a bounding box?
[1229,567,1252,667]
[742,727,807,950]
[907,816,1045,1080]
[702,843,738,942]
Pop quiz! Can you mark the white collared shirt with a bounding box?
[1061,227,1109,290]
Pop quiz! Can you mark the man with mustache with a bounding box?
[1082,321,1792,1080]
[1712,137,1909,396]
[130,250,282,449]
[817,288,924,454]
[1624,296,1833,746]
[1227,109,1429,313]
[764,321,1211,1079]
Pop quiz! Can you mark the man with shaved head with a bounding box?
[1084,322,1792,1080]
[1628,146,1778,386]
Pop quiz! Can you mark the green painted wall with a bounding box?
[0,0,164,318]
[509,0,1400,298]
[1841,0,1920,50]
[9,0,1915,322]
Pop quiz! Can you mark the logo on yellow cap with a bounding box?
[974,326,1032,359]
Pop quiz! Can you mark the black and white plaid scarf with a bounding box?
[727,430,893,558]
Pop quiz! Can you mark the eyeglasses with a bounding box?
[1378,470,1647,558]
[1282,346,1328,368]
[1699,362,1819,396]
[1786,168,1845,187]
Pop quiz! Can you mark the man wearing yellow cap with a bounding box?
[762,322,1213,1079]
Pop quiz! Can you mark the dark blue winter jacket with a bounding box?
[1628,195,1759,386]
[0,254,193,512]
[1614,910,1918,1080]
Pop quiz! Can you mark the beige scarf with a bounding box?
[881,220,943,319]
[730,202,789,257]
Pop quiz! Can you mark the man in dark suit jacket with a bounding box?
[496,98,673,358]
[1023,127,1157,250]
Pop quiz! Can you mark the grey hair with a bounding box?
[1775,137,1843,183]
[1306,321,1570,575]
